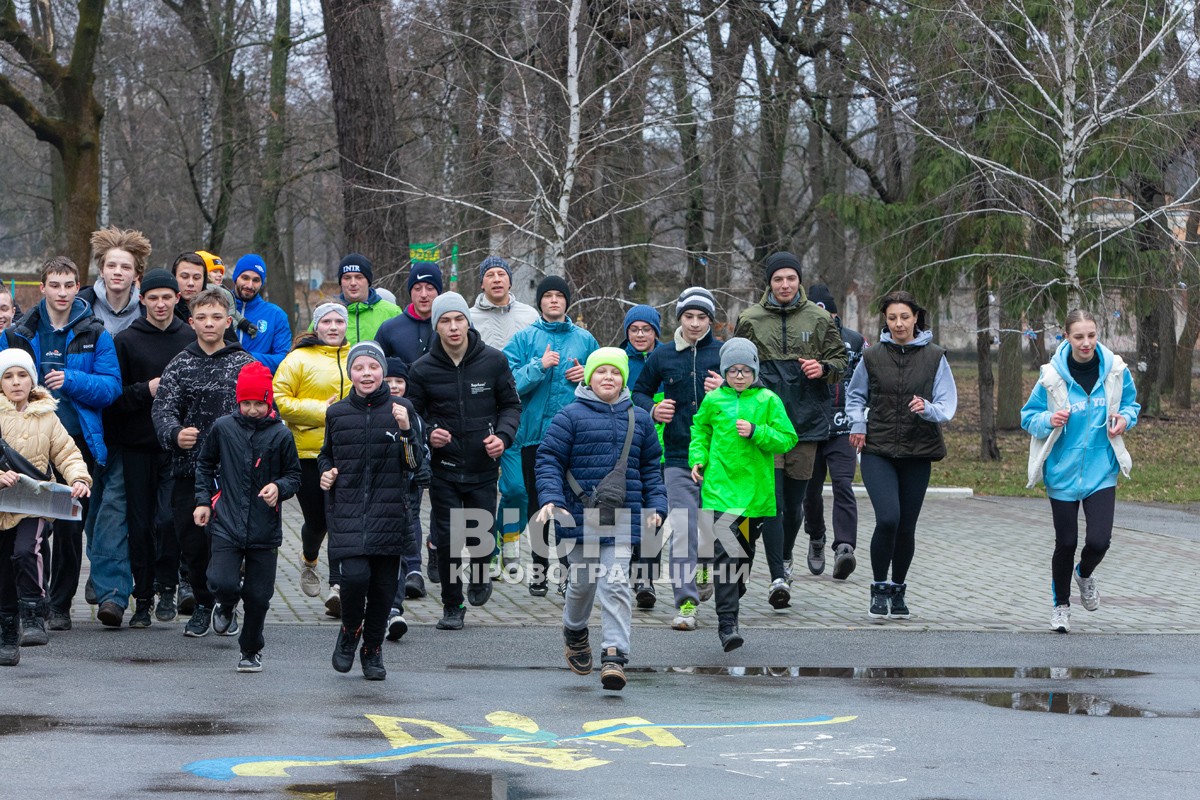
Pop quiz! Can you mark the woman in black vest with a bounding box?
[846,291,957,622]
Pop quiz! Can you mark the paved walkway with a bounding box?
[71,490,1200,634]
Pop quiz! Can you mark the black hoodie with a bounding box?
[106,316,197,451]
[151,341,256,477]
[406,328,522,484]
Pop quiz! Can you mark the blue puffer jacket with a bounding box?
[376,304,433,365]
[503,317,598,449]
[623,339,662,390]
[10,299,122,466]
[631,327,723,468]
[1021,340,1139,502]
[535,386,667,545]
[236,294,293,373]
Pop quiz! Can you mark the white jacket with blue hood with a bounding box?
[1021,340,1139,501]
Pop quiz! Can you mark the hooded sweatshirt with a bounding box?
[1021,340,1139,501]
[376,303,434,365]
[81,278,142,337]
[106,316,198,452]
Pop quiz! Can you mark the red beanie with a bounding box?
[236,361,274,406]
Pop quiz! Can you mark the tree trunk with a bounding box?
[975,263,1001,460]
[1173,210,1200,408]
[320,0,411,282]
[668,0,707,289]
[996,304,1023,429]
[255,0,292,325]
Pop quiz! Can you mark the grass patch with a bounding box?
[928,364,1200,504]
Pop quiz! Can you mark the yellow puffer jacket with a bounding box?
[272,338,351,459]
[0,388,92,530]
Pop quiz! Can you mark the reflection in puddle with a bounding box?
[662,666,1147,679]
[0,714,251,737]
[956,691,1160,717]
[288,765,506,799]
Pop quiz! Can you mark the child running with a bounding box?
[688,338,797,651]
[535,348,666,691]
[0,349,91,664]
[193,361,301,672]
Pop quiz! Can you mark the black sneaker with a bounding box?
[332,625,362,673]
[718,617,744,652]
[467,581,492,606]
[213,604,239,636]
[84,576,98,605]
[831,544,857,580]
[47,607,71,632]
[426,544,441,584]
[19,601,49,646]
[129,600,153,629]
[634,582,657,609]
[360,645,386,680]
[155,589,178,622]
[386,610,408,642]
[404,573,426,600]
[177,581,196,616]
[184,605,212,637]
[528,580,548,597]
[599,647,627,691]
[237,652,263,673]
[888,583,910,619]
[97,601,124,629]
[435,605,466,631]
[0,612,19,666]
[807,535,827,575]
[563,626,592,675]
[868,583,890,621]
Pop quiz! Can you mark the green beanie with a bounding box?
[583,347,629,387]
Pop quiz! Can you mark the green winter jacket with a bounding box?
[342,290,402,346]
[688,385,798,518]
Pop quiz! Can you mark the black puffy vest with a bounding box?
[863,341,946,461]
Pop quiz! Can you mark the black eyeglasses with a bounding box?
[726,368,752,377]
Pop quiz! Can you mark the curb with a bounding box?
[826,484,973,499]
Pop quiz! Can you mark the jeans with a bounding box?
[664,466,700,608]
[861,454,932,584]
[340,554,400,649]
[803,434,859,548]
[47,434,94,613]
[429,475,497,610]
[87,451,132,608]
[563,540,632,658]
[208,536,277,655]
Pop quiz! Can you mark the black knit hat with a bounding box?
[764,251,802,285]
[536,275,571,312]
[338,253,373,284]
[807,284,837,315]
[140,268,179,295]
[385,357,408,380]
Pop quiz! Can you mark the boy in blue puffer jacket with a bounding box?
[535,348,667,692]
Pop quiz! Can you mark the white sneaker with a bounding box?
[324,585,341,618]
[1051,605,1070,633]
[671,600,698,631]
[299,559,321,597]
[488,555,502,581]
[1074,566,1099,611]
[768,578,791,609]
[386,611,408,642]
[502,539,520,567]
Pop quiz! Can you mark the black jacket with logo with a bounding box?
[194,411,302,549]
[406,328,522,484]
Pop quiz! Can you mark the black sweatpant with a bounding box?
[340,554,400,649]
[47,434,94,613]
[0,518,48,613]
[860,453,932,584]
[1049,487,1115,606]
[390,485,425,613]
[712,514,783,619]
[208,536,277,654]
[522,444,564,581]
[123,449,175,601]
[803,434,859,548]
[297,459,341,586]
[171,475,214,608]
[775,469,810,563]
[429,475,496,609]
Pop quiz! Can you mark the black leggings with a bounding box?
[775,470,810,562]
[712,514,784,618]
[860,454,932,584]
[297,459,340,586]
[1049,487,1115,606]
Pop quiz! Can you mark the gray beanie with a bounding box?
[430,291,472,330]
[719,337,759,379]
[348,341,387,373]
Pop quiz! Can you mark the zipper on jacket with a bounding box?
[362,404,372,550]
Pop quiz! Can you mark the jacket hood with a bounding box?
[0,387,57,416]
[472,292,519,312]
[183,340,247,360]
[348,382,392,409]
[293,332,348,353]
[24,297,93,333]
[622,340,658,359]
[762,284,808,311]
[340,288,382,310]
[404,303,430,322]
[534,317,576,334]
[1051,339,1115,385]
[879,329,934,347]
[129,315,187,336]
[234,408,282,430]
[574,384,632,408]
[92,278,141,316]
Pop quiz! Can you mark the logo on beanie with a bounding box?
[343,265,362,274]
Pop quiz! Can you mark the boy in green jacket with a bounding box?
[689,338,797,651]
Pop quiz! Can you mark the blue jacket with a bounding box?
[503,317,598,450]
[631,327,723,468]
[10,299,122,466]
[236,294,293,373]
[1021,341,1139,502]
[376,304,433,365]
[535,386,667,545]
[623,339,662,391]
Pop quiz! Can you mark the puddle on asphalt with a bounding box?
[661,666,1147,679]
[948,691,1161,717]
[0,714,252,737]
[288,765,507,799]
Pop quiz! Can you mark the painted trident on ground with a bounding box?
[185,711,857,780]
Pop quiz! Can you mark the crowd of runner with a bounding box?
[0,227,1139,688]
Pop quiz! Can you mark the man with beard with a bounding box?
[231,254,292,373]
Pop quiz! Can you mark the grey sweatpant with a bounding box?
[562,541,632,657]
[664,466,701,608]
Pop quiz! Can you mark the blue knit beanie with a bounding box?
[233,254,267,283]
[622,304,661,338]
[478,255,512,283]
[407,265,443,294]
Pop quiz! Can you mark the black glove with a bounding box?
[237,316,258,338]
